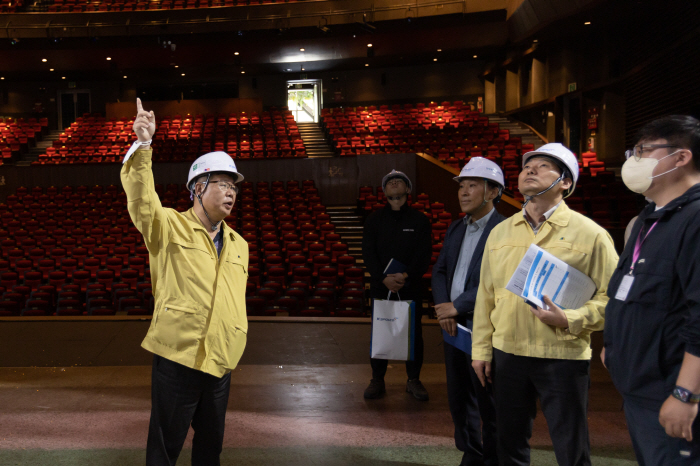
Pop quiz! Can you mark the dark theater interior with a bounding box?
[0,0,699,464]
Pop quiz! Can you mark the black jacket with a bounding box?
[604,183,700,409]
[431,209,506,327]
[362,203,432,301]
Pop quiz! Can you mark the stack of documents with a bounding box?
[506,244,596,310]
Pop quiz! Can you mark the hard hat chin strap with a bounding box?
[195,173,222,232]
[522,173,564,208]
[470,179,501,217]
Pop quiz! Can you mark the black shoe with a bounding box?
[363,378,386,399]
[406,378,429,401]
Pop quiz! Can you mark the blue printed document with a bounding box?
[505,244,596,310]
[442,324,472,354]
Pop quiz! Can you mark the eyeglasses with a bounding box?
[206,180,239,193]
[625,144,678,161]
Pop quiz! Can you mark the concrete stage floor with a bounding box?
[0,320,637,465]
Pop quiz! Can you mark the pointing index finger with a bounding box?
[136,97,143,113]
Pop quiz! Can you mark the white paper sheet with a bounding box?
[506,244,597,310]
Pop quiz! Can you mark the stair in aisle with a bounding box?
[327,206,364,265]
[297,122,335,158]
[487,116,545,149]
[16,130,61,166]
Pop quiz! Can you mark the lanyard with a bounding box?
[630,220,659,274]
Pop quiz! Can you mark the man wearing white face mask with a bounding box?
[362,170,432,400]
[603,115,700,465]
[471,143,619,465]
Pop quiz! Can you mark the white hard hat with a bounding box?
[453,157,505,189]
[186,151,244,191]
[522,143,579,197]
[381,169,412,191]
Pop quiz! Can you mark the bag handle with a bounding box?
[387,291,401,301]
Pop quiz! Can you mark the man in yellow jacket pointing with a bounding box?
[121,99,249,466]
[471,143,618,466]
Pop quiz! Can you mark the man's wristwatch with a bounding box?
[672,386,700,403]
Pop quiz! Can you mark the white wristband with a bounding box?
[123,139,152,164]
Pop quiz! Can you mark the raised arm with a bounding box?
[120,98,167,252]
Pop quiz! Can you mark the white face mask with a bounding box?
[621,150,681,194]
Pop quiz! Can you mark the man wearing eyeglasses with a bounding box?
[121,99,249,466]
[603,115,700,465]
[362,170,432,400]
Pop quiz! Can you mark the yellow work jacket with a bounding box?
[472,201,618,362]
[121,148,249,377]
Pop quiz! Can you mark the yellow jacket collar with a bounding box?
[515,200,571,228]
[185,208,236,241]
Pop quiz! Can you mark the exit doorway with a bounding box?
[58,90,91,130]
[287,79,322,123]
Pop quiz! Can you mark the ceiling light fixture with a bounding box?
[365,63,369,67]
[437,49,442,52]
[367,44,372,47]
[584,21,591,25]
[174,65,179,68]
[300,48,305,51]
[234,52,239,55]
[181,73,185,76]
[49,68,54,72]
[0,77,4,80]
[533,39,538,43]
[42,58,47,62]
[106,57,111,60]
[241,71,245,74]
[473,55,478,58]
[123,76,127,78]
[433,58,437,61]
[61,76,66,79]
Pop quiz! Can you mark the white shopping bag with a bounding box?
[370,292,416,361]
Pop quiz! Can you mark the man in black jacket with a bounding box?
[432,157,505,466]
[362,170,432,400]
[604,115,700,465]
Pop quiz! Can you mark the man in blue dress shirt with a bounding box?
[432,157,506,466]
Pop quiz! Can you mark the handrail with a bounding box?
[416,151,522,209]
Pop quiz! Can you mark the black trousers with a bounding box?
[147,355,232,466]
[492,349,591,466]
[623,396,700,465]
[370,299,424,380]
[444,341,498,466]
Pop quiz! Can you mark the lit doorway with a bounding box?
[287,79,322,123]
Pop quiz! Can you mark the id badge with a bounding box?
[615,275,635,301]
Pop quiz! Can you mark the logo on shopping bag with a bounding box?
[376,317,398,322]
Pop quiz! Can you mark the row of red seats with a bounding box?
[48,0,305,12]
[39,110,305,164]
[0,0,23,12]
[1,117,48,164]
[1,180,368,317]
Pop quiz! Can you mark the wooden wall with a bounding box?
[0,153,416,206]
[105,98,263,120]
